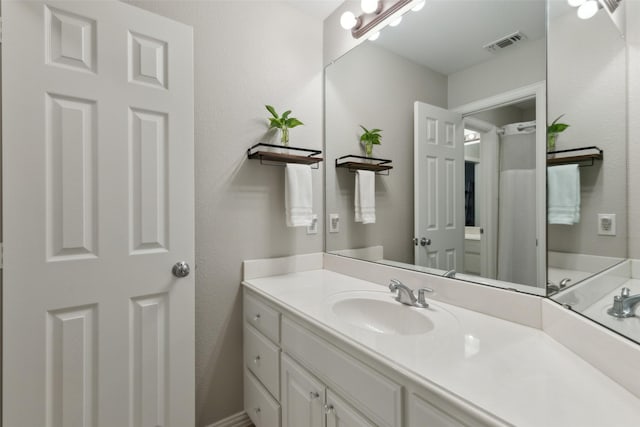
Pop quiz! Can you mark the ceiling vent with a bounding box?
[483,31,528,53]
[600,0,621,14]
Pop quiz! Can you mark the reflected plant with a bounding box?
[547,114,570,152]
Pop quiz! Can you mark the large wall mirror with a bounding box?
[548,0,638,346]
[326,0,549,294]
[324,0,630,302]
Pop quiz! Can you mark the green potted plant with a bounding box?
[359,125,382,158]
[547,114,570,153]
[266,105,304,146]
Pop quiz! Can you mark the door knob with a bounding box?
[412,237,419,246]
[172,261,190,278]
[420,238,431,246]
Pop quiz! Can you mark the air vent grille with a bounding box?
[600,0,620,14]
[483,31,528,53]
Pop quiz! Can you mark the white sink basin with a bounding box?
[326,291,451,336]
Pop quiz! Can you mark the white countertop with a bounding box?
[582,279,640,343]
[244,269,640,427]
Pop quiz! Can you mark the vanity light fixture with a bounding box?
[567,0,623,20]
[368,31,381,41]
[577,0,599,19]
[340,0,424,39]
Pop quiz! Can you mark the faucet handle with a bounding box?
[389,279,402,292]
[417,287,433,308]
[621,287,631,298]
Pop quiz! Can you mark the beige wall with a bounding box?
[547,8,627,258]
[325,42,447,263]
[127,1,324,425]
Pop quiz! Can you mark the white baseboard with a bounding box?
[205,411,252,427]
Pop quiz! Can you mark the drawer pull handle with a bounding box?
[324,404,334,414]
[309,391,320,399]
[254,407,261,414]
[254,355,261,364]
[254,313,261,321]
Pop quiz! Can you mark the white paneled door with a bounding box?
[414,101,464,271]
[3,1,194,426]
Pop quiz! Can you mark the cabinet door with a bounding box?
[409,392,467,427]
[326,390,376,427]
[281,353,325,427]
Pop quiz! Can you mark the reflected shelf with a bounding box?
[335,155,393,175]
[547,146,603,167]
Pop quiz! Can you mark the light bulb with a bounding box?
[340,11,358,29]
[368,31,380,41]
[389,15,403,27]
[577,0,598,19]
[567,0,585,7]
[412,0,426,12]
[361,0,379,14]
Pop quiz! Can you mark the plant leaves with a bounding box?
[265,105,279,119]
[548,123,569,133]
[282,110,291,120]
[286,118,304,128]
[268,117,282,129]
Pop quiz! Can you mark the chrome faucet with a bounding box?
[388,279,433,308]
[607,288,640,318]
[443,269,456,278]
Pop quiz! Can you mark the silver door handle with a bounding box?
[412,237,419,246]
[172,261,190,278]
[420,238,431,246]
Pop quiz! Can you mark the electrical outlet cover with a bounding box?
[597,213,616,236]
[306,214,318,235]
[329,213,340,233]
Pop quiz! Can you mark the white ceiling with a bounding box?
[374,0,546,76]
[287,0,343,20]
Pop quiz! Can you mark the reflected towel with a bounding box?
[355,170,375,224]
[285,164,313,227]
[548,164,580,225]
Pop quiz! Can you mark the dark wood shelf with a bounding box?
[335,155,393,174]
[547,146,603,167]
[247,143,323,168]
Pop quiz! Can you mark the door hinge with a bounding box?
[0,242,4,269]
[0,17,3,44]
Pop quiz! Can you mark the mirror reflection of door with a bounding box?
[414,102,464,271]
[414,95,543,287]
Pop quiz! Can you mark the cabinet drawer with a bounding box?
[245,324,280,399]
[245,292,280,343]
[245,369,281,427]
[281,317,401,427]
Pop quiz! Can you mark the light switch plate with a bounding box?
[329,214,340,233]
[598,213,616,236]
[306,214,318,235]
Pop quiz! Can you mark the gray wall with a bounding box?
[628,1,640,259]
[127,2,324,425]
[325,42,447,263]
[547,8,627,258]
[447,37,546,108]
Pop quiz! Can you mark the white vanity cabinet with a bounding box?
[243,289,501,427]
[281,353,375,427]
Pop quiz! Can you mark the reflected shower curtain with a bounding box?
[497,123,537,286]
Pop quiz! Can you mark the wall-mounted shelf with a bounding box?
[547,146,603,167]
[335,155,393,175]
[247,143,323,169]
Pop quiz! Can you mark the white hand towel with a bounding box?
[285,164,313,227]
[355,170,376,224]
[548,164,580,225]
